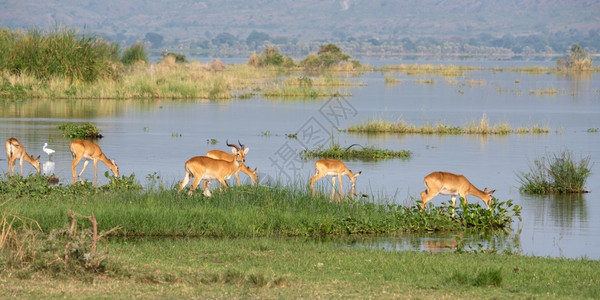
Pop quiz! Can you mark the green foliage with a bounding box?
[300,142,411,161]
[160,52,186,63]
[58,123,103,139]
[557,44,594,70]
[518,150,591,194]
[249,46,295,67]
[300,43,355,70]
[121,42,149,65]
[0,27,121,83]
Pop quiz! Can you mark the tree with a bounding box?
[246,31,270,47]
[559,44,593,70]
[212,32,237,46]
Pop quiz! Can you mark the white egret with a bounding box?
[43,142,55,159]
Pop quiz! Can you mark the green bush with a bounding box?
[122,42,149,65]
[300,43,354,70]
[518,150,591,194]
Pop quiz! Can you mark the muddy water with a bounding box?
[1,61,599,258]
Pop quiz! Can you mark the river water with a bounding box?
[1,60,599,259]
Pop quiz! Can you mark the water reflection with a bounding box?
[523,193,588,229]
[340,231,521,254]
[42,161,55,175]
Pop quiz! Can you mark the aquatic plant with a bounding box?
[300,142,411,161]
[347,115,547,135]
[58,123,103,139]
[517,150,591,194]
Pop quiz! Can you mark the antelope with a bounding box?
[179,142,249,196]
[206,140,258,185]
[5,138,41,176]
[309,159,361,199]
[420,171,495,209]
[69,139,119,186]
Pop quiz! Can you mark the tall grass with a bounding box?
[518,150,592,194]
[0,27,120,83]
[300,142,411,161]
[347,114,548,135]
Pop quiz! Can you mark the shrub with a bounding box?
[557,44,593,70]
[300,43,354,70]
[518,150,591,194]
[122,42,149,65]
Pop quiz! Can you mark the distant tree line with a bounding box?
[128,29,599,59]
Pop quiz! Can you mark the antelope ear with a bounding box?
[489,189,496,194]
[243,147,250,154]
[231,147,238,154]
[36,155,40,160]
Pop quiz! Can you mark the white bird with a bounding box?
[43,142,55,158]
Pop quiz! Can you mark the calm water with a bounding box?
[1,61,599,259]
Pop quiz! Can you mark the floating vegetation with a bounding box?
[384,64,478,77]
[517,150,591,194]
[415,78,435,84]
[384,76,401,84]
[529,87,566,95]
[587,128,599,133]
[300,142,411,161]
[58,123,103,139]
[347,114,548,135]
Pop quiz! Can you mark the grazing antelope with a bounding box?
[420,171,495,209]
[69,139,119,186]
[206,140,258,185]
[309,159,361,199]
[179,142,249,196]
[5,138,41,176]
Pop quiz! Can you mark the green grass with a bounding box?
[300,142,411,161]
[1,236,598,299]
[347,115,549,135]
[1,174,519,237]
[518,150,592,194]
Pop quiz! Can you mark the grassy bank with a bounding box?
[1,237,598,298]
[1,175,519,237]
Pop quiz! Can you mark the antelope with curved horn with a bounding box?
[206,140,258,185]
[5,138,41,176]
[420,171,495,209]
[69,139,119,186]
[179,141,250,196]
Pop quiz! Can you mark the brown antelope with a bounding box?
[5,138,41,176]
[206,140,258,185]
[420,171,495,209]
[309,159,361,199]
[179,142,249,196]
[69,139,119,186]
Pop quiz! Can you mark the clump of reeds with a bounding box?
[384,64,478,77]
[347,114,543,135]
[0,27,120,82]
[518,150,592,194]
[300,142,411,161]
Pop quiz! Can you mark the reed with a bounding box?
[347,115,547,135]
[0,27,120,83]
[518,150,591,194]
[384,64,478,77]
